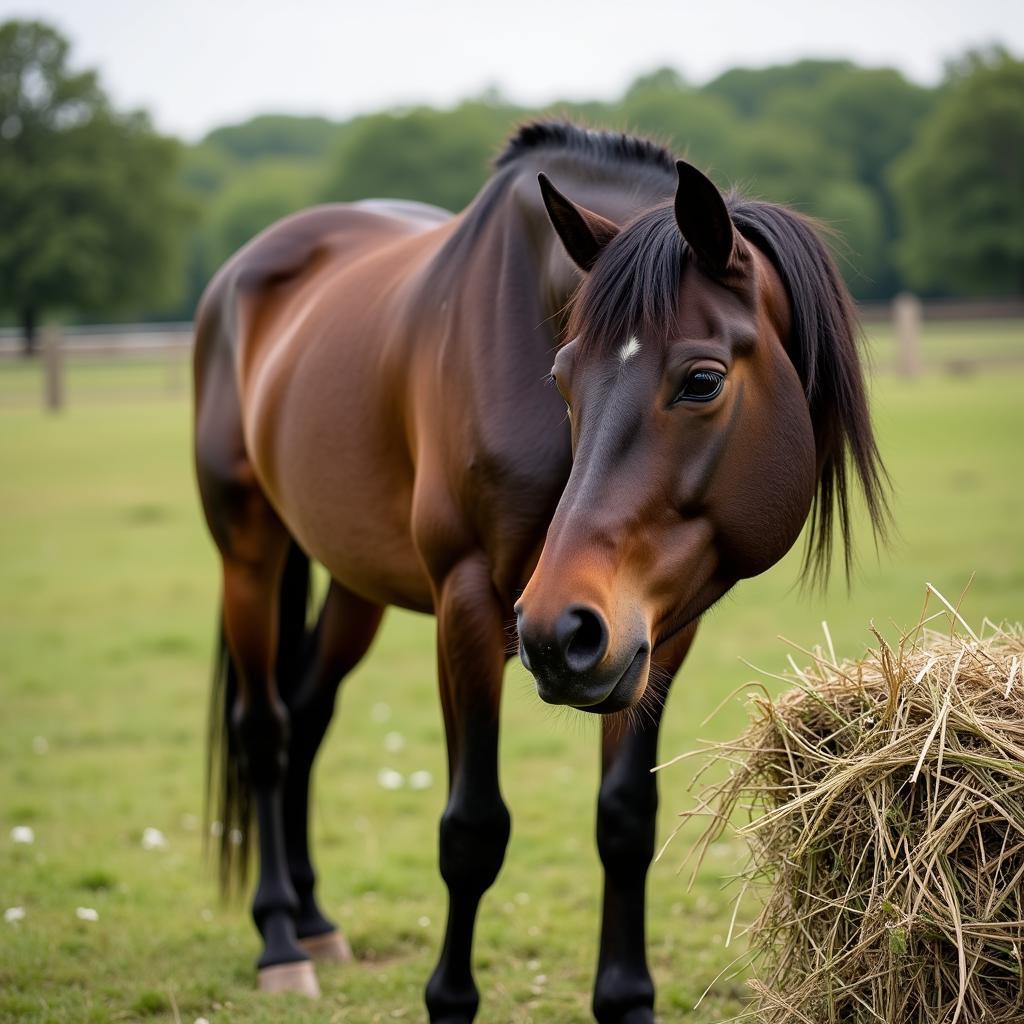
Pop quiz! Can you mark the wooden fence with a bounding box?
[0,323,192,411]
[1,300,1022,412]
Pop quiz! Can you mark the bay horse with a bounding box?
[193,121,887,1022]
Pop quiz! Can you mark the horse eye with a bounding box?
[675,369,724,403]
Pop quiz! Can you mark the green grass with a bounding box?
[1,355,1022,1023]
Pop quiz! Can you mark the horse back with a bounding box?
[197,202,447,343]
[194,202,461,611]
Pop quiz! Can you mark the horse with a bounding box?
[193,120,888,1022]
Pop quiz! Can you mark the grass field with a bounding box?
[1,339,1022,1023]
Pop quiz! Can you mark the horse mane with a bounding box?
[495,120,677,176]
[566,196,890,585]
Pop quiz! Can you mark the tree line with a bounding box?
[2,20,1022,347]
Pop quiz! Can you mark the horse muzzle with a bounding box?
[515,603,650,713]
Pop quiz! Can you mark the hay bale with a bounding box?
[677,609,1024,1023]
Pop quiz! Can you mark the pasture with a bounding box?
[1,326,1022,1023]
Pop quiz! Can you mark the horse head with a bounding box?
[516,161,888,713]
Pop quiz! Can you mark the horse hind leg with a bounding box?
[280,575,384,962]
[201,447,319,995]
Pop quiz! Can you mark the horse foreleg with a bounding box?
[424,555,511,1024]
[283,580,384,961]
[591,624,697,1024]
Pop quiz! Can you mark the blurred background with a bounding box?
[1,3,1022,1023]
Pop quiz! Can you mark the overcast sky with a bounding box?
[4,0,1022,139]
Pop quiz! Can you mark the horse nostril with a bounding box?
[556,606,608,675]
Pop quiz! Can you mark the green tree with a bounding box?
[320,99,520,211]
[748,67,931,296]
[728,120,852,204]
[892,48,1024,296]
[181,141,235,197]
[619,67,742,173]
[705,59,854,118]
[813,179,886,296]
[0,20,192,351]
[810,68,932,198]
[204,113,346,163]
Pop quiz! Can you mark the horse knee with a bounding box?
[438,799,511,895]
[596,776,657,879]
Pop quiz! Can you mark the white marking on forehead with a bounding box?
[618,336,641,364]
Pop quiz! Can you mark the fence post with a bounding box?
[893,292,922,378]
[43,326,64,412]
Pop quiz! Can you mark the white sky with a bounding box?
[3,0,1022,139]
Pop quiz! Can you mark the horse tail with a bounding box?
[205,542,312,898]
[204,613,248,897]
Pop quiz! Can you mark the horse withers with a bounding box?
[193,121,887,1022]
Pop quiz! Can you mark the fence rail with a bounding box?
[0,322,193,358]
[857,298,1024,323]
[1,300,1022,411]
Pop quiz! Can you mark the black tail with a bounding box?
[204,542,312,897]
[204,620,249,896]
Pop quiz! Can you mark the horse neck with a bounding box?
[442,169,571,354]
[435,160,674,366]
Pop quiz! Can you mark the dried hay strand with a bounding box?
[669,602,1024,1023]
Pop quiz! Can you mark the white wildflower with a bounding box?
[384,731,405,753]
[409,770,433,790]
[377,768,404,790]
[76,907,99,922]
[370,702,391,723]
[11,826,34,845]
[141,827,168,851]
[4,906,25,923]
[418,915,431,927]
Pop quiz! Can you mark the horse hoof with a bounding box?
[257,959,321,997]
[300,928,353,963]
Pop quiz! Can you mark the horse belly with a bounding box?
[270,387,432,611]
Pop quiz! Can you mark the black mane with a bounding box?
[565,193,889,585]
[495,120,676,176]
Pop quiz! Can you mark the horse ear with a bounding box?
[673,160,737,274]
[538,173,620,272]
